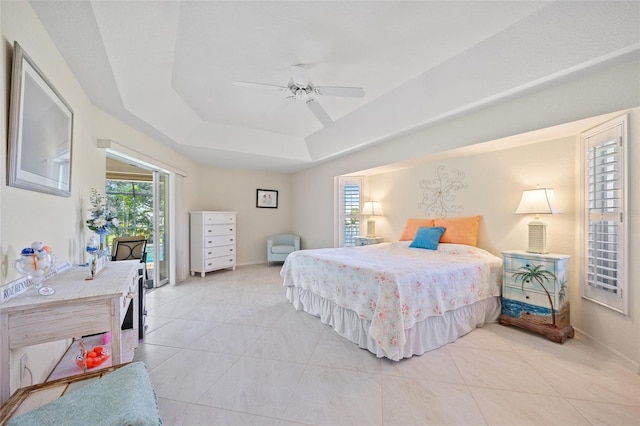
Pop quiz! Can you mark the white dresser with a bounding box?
[189,211,237,277]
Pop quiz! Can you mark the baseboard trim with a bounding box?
[574,327,640,374]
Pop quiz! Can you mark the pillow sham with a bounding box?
[433,215,481,247]
[399,218,435,241]
[409,226,446,250]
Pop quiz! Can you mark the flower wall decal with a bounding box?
[418,166,468,217]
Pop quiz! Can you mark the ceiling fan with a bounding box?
[234,65,365,128]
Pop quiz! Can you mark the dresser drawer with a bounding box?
[202,213,236,225]
[204,245,235,259]
[205,235,236,247]
[204,224,235,237]
[205,255,236,271]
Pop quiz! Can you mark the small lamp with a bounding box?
[515,187,561,254]
[362,201,383,238]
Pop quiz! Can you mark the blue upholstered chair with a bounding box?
[267,234,300,265]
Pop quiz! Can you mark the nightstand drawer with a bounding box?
[504,256,557,274]
[503,285,555,308]
[503,276,555,294]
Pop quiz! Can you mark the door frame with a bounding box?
[103,147,178,286]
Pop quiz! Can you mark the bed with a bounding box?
[281,217,503,361]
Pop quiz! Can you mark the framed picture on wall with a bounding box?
[256,189,278,208]
[7,41,74,197]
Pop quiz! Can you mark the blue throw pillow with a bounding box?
[409,226,446,250]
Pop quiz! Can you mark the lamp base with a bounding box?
[526,220,548,254]
[366,219,376,238]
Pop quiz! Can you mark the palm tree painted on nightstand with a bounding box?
[512,264,558,326]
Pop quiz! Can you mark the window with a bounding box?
[581,115,628,314]
[105,180,154,244]
[337,177,363,247]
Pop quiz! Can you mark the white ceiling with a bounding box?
[30,1,640,173]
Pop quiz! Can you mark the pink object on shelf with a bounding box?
[101,331,112,345]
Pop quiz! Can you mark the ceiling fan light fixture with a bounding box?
[234,63,363,128]
[294,88,309,99]
[291,64,309,88]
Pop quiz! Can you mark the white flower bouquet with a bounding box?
[86,188,119,234]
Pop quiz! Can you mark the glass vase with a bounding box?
[98,232,108,259]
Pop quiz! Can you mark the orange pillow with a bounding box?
[433,216,481,246]
[400,218,435,241]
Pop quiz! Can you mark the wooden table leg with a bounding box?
[110,298,121,365]
[1,313,10,404]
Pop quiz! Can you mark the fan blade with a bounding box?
[306,98,334,128]
[234,81,288,92]
[314,86,365,98]
[291,64,309,88]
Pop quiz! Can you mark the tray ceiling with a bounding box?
[30,1,640,172]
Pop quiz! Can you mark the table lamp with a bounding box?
[515,187,561,254]
[362,201,383,238]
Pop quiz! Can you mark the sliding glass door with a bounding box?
[105,155,171,287]
[153,170,170,287]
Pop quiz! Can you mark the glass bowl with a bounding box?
[75,345,110,369]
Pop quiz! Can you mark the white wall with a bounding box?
[195,166,292,265]
[89,108,200,283]
[1,0,638,400]
[2,1,99,392]
[0,2,201,394]
[369,137,576,257]
[292,55,639,246]
[572,109,640,371]
[291,59,640,369]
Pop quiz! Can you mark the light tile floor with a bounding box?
[135,264,640,426]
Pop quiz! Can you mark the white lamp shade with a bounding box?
[515,187,560,254]
[362,201,383,216]
[515,188,561,215]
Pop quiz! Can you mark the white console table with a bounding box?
[0,260,140,403]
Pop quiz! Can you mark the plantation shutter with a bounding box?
[581,115,627,313]
[338,178,362,247]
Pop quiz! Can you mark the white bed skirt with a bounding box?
[286,287,501,361]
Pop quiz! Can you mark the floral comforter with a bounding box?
[281,242,502,360]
